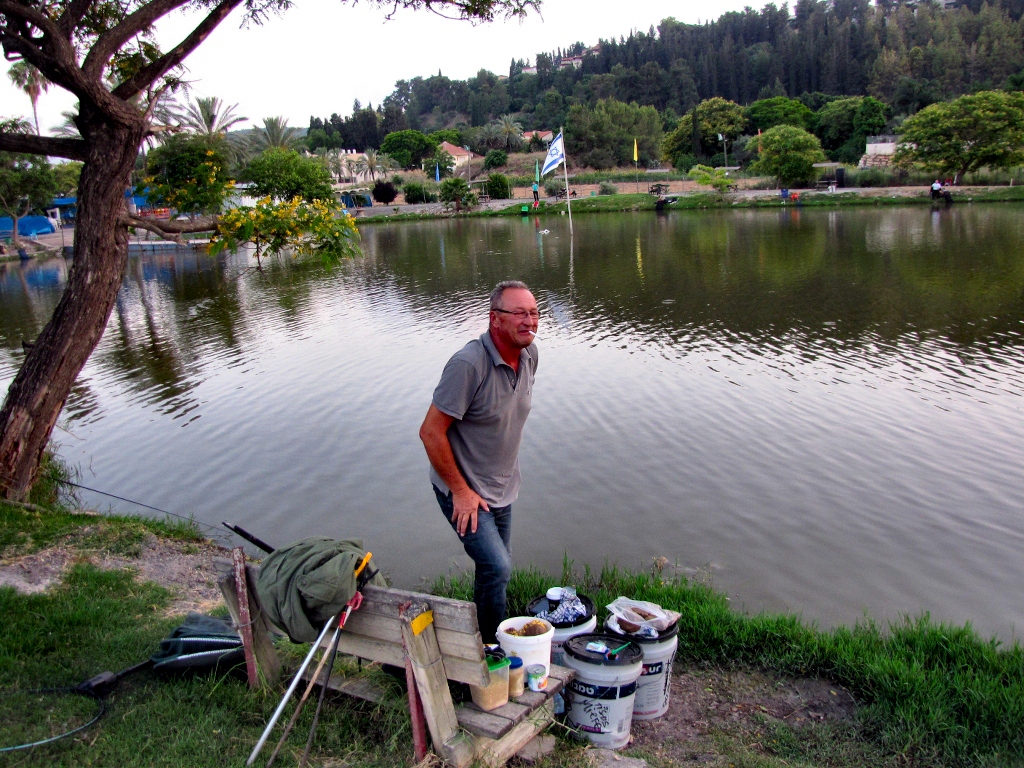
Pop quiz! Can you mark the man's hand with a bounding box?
[452,487,489,536]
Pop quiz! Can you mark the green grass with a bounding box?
[434,562,1024,767]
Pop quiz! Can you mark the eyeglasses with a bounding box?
[493,308,540,320]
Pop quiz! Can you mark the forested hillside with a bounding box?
[308,0,1024,152]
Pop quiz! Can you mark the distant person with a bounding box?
[419,281,540,642]
[931,180,942,200]
[532,181,540,203]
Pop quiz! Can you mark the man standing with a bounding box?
[419,281,539,641]
[532,181,540,205]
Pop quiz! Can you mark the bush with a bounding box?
[483,150,508,170]
[439,177,471,207]
[391,174,405,187]
[485,173,512,199]
[544,180,564,197]
[371,180,398,204]
[402,181,436,204]
[670,153,698,172]
[598,181,618,195]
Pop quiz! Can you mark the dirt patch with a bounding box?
[629,666,858,765]
[0,534,226,615]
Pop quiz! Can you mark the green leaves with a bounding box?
[895,91,1024,180]
[750,125,827,187]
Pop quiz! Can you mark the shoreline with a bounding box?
[2,495,1022,766]
[355,184,1024,224]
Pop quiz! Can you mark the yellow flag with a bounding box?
[633,138,638,162]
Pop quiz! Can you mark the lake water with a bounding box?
[2,206,1023,641]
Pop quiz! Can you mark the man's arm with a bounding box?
[419,404,490,536]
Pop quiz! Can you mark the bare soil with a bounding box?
[624,667,859,766]
[0,532,225,615]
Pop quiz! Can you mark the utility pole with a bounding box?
[718,133,729,169]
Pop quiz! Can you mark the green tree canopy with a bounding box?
[687,164,731,198]
[143,134,233,215]
[814,96,889,162]
[750,125,827,187]
[428,129,463,147]
[895,91,1024,181]
[439,176,472,209]
[380,130,435,169]
[0,118,57,247]
[425,146,456,179]
[745,97,814,132]
[692,97,746,155]
[565,99,662,169]
[483,149,508,170]
[240,148,333,202]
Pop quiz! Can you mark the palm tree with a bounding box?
[496,114,525,151]
[7,62,50,135]
[249,116,302,152]
[183,96,247,136]
[51,110,81,138]
[355,149,398,181]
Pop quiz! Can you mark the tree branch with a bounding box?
[57,0,97,37]
[0,131,88,160]
[112,0,243,100]
[82,0,191,80]
[123,214,219,244]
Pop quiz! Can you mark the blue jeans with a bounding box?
[434,486,512,642]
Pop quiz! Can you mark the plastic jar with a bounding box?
[470,656,510,711]
[508,657,525,698]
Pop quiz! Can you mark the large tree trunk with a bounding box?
[0,119,143,499]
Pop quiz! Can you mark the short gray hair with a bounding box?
[489,280,530,310]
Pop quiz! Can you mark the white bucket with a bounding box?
[496,617,554,677]
[562,633,643,750]
[605,617,678,720]
[552,615,597,666]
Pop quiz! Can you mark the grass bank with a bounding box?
[360,185,1024,224]
[2,486,1022,766]
[436,562,1024,767]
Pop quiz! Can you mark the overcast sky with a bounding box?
[3,0,759,136]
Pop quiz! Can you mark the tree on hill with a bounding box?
[380,130,435,169]
[745,97,814,132]
[814,97,889,163]
[496,114,525,151]
[566,99,662,169]
[429,129,463,147]
[689,98,746,156]
[750,124,827,187]
[249,117,303,153]
[0,0,537,500]
[895,91,1024,182]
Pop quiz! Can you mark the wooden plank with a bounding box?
[454,706,516,739]
[360,585,479,632]
[326,633,489,687]
[471,699,556,768]
[232,548,258,688]
[342,609,486,661]
[297,668,401,705]
[512,690,547,708]
[464,700,530,726]
[400,601,462,764]
[243,563,281,685]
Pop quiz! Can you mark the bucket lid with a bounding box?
[604,616,679,643]
[564,633,643,666]
[526,594,595,628]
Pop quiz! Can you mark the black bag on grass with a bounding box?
[150,612,244,675]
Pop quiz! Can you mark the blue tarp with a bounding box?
[0,215,57,238]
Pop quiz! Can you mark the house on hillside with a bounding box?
[523,130,553,145]
[439,141,479,171]
[858,135,899,168]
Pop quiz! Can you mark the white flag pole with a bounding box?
[560,126,573,235]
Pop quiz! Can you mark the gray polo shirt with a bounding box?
[430,331,538,507]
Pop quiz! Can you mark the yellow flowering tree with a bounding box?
[210,197,359,268]
[142,135,234,215]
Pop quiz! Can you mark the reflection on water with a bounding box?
[2,206,1023,639]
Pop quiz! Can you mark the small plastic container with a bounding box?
[508,657,525,698]
[470,656,511,711]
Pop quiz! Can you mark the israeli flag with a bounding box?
[541,132,566,176]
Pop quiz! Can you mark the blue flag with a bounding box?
[435,164,440,182]
[541,132,565,176]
